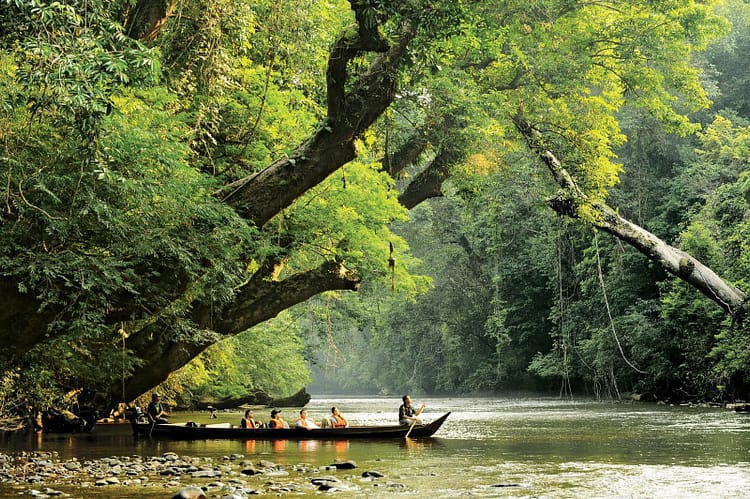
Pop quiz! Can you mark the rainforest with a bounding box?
[2,0,750,420]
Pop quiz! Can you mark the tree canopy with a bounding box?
[1,0,748,411]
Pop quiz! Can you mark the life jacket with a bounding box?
[269,417,285,429]
[241,417,256,428]
[297,417,318,429]
[331,414,347,427]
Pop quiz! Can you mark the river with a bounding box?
[1,396,749,497]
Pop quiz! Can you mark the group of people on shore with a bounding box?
[146,392,425,429]
[240,406,349,429]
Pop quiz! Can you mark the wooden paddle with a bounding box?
[404,403,426,439]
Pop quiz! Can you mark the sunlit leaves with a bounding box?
[280,157,430,296]
[450,0,728,212]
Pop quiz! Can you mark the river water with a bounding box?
[1,396,749,498]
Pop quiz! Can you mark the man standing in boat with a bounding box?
[399,395,424,425]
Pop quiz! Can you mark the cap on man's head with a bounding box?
[271,409,281,416]
[152,393,160,399]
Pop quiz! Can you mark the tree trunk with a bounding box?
[398,147,455,209]
[219,22,416,229]
[124,0,178,41]
[117,260,359,402]
[105,14,422,403]
[513,113,748,317]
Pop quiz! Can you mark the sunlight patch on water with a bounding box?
[422,461,750,498]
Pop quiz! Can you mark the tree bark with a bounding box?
[398,147,454,209]
[111,11,418,403]
[219,22,416,229]
[124,0,178,41]
[513,114,748,317]
[382,133,429,178]
[116,260,359,402]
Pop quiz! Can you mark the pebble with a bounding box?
[0,451,397,497]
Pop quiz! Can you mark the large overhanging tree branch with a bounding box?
[398,146,457,209]
[512,113,748,318]
[219,11,417,228]
[102,3,420,402]
[117,259,360,400]
[0,1,424,408]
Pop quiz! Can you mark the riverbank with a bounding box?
[0,450,396,498]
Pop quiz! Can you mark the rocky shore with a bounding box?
[0,451,400,498]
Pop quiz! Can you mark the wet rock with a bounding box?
[311,476,341,486]
[241,465,261,475]
[330,460,357,470]
[62,461,81,471]
[362,470,384,478]
[191,469,222,478]
[172,486,207,499]
[265,469,289,477]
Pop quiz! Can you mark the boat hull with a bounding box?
[132,412,450,440]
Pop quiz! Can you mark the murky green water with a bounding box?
[1,396,749,497]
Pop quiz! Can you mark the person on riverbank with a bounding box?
[295,409,320,429]
[147,393,169,424]
[399,395,424,425]
[328,406,348,428]
[241,409,259,429]
[268,409,288,429]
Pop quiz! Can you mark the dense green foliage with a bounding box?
[1,0,749,415]
[310,1,750,402]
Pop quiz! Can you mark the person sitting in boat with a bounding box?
[398,395,424,425]
[295,409,320,429]
[268,409,288,429]
[328,406,348,428]
[147,393,169,424]
[241,409,259,429]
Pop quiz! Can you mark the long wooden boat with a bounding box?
[131,412,450,440]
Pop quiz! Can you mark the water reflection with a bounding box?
[1,397,749,498]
